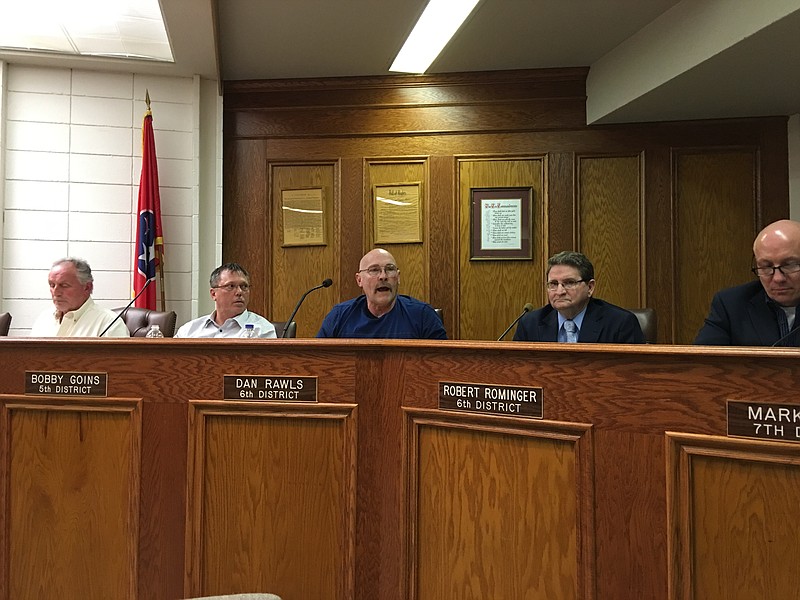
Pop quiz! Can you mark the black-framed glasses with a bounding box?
[213,283,251,292]
[358,265,399,277]
[546,279,586,291]
[751,263,800,278]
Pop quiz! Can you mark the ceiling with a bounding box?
[2,0,800,125]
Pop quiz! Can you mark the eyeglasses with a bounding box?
[358,265,399,277]
[546,279,586,291]
[212,283,251,292]
[751,263,800,278]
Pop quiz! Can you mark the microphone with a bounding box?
[771,327,799,347]
[282,278,333,338]
[498,303,534,341]
[100,279,151,337]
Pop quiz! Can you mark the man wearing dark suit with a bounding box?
[513,251,645,344]
[695,219,800,346]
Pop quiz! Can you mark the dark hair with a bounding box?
[547,251,594,281]
[53,257,94,285]
[210,263,250,287]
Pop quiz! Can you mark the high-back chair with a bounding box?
[0,312,11,336]
[112,307,178,337]
[272,320,297,338]
[628,308,657,343]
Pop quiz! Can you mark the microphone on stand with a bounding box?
[100,279,151,337]
[771,327,799,347]
[282,278,333,338]
[498,303,534,341]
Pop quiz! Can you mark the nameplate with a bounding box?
[439,381,543,418]
[25,371,108,397]
[728,400,800,443]
[224,375,317,402]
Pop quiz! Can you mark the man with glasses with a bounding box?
[695,219,800,346]
[513,251,644,343]
[317,248,446,339]
[175,263,276,338]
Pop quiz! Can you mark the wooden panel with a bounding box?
[458,158,546,340]
[594,429,666,597]
[139,400,187,600]
[229,101,588,139]
[6,333,800,597]
[224,68,589,113]
[185,401,356,600]
[407,411,593,600]
[674,150,757,344]
[270,163,339,337]
[577,155,643,309]
[224,68,789,343]
[668,433,800,600]
[365,160,429,302]
[429,155,457,337]
[222,139,270,314]
[2,398,140,600]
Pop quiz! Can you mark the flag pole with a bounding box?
[134,89,165,311]
[157,247,166,312]
[144,90,167,311]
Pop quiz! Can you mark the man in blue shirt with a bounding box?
[317,248,446,339]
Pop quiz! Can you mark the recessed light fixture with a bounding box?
[390,0,481,74]
[0,0,172,62]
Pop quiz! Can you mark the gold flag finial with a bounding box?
[145,89,151,111]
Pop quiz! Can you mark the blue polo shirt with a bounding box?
[317,295,447,339]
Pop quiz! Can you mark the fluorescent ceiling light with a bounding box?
[0,0,172,62]
[390,0,480,74]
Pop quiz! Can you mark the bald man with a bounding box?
[695,219,800,346]
[317,248,446,339]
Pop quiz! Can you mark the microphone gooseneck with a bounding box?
[498,303,534,341]
[771,326,799,347]
[282,278,333,338]
[100,279,152,337]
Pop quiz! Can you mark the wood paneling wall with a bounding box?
[4,339,800,599]
[223,68,789,343]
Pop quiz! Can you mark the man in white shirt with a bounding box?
[175,263,277,338]
[30,258,130,338]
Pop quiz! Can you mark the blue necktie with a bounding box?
[564,320,578,343]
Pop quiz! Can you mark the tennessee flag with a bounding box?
[134,108,164,309]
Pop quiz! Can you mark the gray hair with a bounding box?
[52,257,94,285]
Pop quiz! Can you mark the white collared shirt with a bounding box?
[174,310,277,338]
[30,297,130,338]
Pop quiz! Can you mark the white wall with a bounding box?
[0,63,218,335]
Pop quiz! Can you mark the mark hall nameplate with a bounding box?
[728,400,800,443]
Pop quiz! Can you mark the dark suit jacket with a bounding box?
[694,280,798,346]
[512,298,645,343]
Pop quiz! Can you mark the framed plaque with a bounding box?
[470,187,533,260]
[373,183,422,244]
[281,187,326,247]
